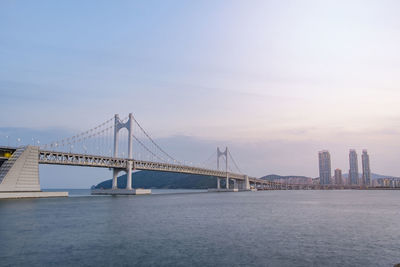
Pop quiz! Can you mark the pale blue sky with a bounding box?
[1,1,400,187]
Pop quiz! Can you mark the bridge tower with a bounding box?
[217,147,229,189]
[112,113,134,190]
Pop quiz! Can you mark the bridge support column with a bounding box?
[217,178,221,189]
[226,175,229,189]
[238,180,244,190]
[113,113,134,190]
[126,161,133,190]
[128,113,133,159]
[112,169,119,189]
[244,175,250,190]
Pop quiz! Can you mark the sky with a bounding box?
[1,0,400,188]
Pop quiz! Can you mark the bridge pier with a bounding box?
[126,161,133,190]
[241,180,247,190]
[209,177,243,192]
[244,175,250,190]
[113,113,135,191]
[112,169,120,189]
[93,113,150,195]
[237,180,242,190]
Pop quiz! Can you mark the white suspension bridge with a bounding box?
[0,113,293,198]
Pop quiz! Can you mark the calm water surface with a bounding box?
[0,190,399,267]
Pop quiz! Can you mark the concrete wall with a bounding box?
[0,146,40,192]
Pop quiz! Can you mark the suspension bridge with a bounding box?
[0,113,287,198]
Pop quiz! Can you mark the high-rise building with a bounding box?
[349,150,359,185]
[362,150,371,186]
[334,169,343,185]
[318,150,331,185]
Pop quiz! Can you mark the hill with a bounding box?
[260,174,312,180]
[260,174,314,185]
[94,170,219,189]
[94,171,400,190]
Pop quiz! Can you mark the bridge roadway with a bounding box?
[38,150,280,188]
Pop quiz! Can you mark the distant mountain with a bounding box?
[260,174,313,185]
[94,171,400,190]
[260,174,312,180]
[94,170,219,189]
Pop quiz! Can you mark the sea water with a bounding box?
[0,190,399,266]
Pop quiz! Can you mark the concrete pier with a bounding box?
[208,188,239,192]
[91,188,152,195]
[0,191,68,199]
[0,146,68,199]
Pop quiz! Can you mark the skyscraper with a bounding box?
[318,150,331,185]
[349,150,359,185]
[334,168,343,185]
[362,150,371,186]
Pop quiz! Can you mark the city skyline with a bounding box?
[318,149,377,186]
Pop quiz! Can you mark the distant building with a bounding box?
[334,169,343,185]
[349,150,359,185]
[377,178,400,188]
[318,150,331,185]
[362,150,371,186]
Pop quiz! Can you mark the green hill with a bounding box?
[260,174,312,180]
[94,170,221,189]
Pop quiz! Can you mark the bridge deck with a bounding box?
[0,146,285,187]
[38,150,254,181]
[37,150,286,186]
[1,147,381,190]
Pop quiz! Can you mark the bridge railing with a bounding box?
[38,149,245,180]
[39,150,127,168]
